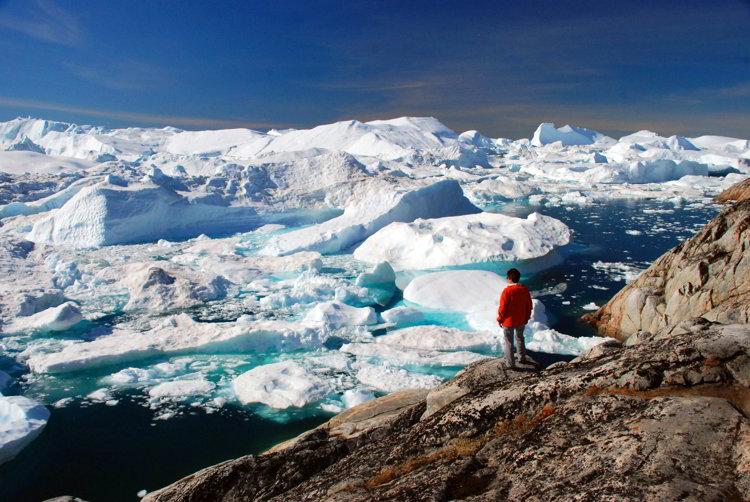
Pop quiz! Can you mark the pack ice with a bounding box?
[0,114,748,423]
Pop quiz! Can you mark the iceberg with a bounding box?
[7,302,82,333]
[0,395,50,465]
[122,264,230,313]
[531,122,611,147]
[232,360,331,409]
[303,301,377,328]
[26,314,325,374]
[354,211,570,270]
[27,183,259,247]
[340,343,489,368]
[353,362,442,392]
[0,150,94,175]
[375,325,498,352]
[380,306,424,325]
[403,270,506,313]
[260,179,480,256]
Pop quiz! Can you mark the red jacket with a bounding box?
[497,283,533,327]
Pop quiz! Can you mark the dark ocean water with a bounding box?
[0,198,721,501]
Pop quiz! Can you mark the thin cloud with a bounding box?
[0,0,82,46]
[63,60,172,91]
[721,81,750,97]
[0,96,284,130]
[667,81,750,104]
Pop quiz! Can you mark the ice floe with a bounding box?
[0,395,50,465]
[26,314,325,373]
[353,363,443,393]
[403,270,507,313]
[6,301,82,334]
[232,360,331,409]
[303,301,377,328]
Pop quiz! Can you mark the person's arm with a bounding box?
[497,289,507,324]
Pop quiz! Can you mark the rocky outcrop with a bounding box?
[583,198,750,340]
[143,318,750,501]
[716,177,750,203]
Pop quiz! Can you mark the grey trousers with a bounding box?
[503,325,526,367]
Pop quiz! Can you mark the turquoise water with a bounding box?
[0,198,721,501]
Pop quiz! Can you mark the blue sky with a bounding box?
[0,0,748,138]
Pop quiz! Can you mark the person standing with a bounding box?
[497,268,533,368]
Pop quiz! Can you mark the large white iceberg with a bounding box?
[403,270,507,313]
[354,212,570,270]
[232,360,331,409]
[260,179,480,256]
[28,183,262,247]
[0,395,50,465]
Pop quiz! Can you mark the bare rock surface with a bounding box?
[143,319,750,502]
[583,198,750,340]
[716,177,750,203]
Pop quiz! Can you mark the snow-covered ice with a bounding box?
[353,363,443,393]
[303,301,377,328]
[0,395,50,465]
[6,301,82,333]
[26,314,326,373]
[232,360,331,409]
[403,270,507,313]
[531,122,612,147]
[354,211,570,270]
[261,179,480,256]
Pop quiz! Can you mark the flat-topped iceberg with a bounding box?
[354,212,570,270]
[375,325,498,352]
[26,182,337,247]
[28,183,257,247]
[531,122,612,147]
[0,395,50,465]
[232,360,331,409]
[403,270,507,313]
[26,314,325,374]
[261,179,480,256]
[353,362,443,392]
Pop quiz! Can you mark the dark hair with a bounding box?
[507,268,521,283]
